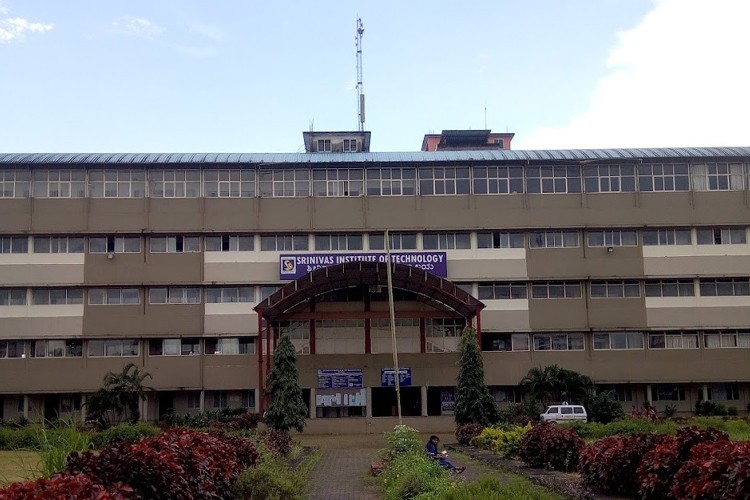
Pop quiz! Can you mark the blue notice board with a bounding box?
[317,369,363,389]
[380,368,412,387]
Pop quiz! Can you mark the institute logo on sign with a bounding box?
[281,257,296,276]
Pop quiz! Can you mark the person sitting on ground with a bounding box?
[425,435,465,473]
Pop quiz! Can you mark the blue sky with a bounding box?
[1,0,747,153]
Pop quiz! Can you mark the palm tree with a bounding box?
[521,365,594,405]
[87,363,152,427]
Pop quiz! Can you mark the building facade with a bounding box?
[1,145,750,423]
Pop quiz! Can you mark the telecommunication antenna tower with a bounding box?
[356,17,366,131]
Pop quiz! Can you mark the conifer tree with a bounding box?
[454,326,498,426]
[264,334,308,432]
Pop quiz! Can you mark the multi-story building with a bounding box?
[1,137,750,428]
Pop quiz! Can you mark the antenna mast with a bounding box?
[356,17,365,131]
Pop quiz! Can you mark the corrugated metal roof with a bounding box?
[1,147,750,166]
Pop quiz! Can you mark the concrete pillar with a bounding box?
[366,387,373,418]
[199,390,205,413]
[701,384,709,401]
[141,397,148,422]
[309,388,316,419]
[22,395,29,419]
[646,384,653,405]
[80,394,87,423]
[421,386,428,417]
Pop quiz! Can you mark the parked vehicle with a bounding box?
[540,403,588,423]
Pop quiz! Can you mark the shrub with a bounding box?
[36,421,93,477]
[0,425,39,451]
[497,401,541,425]
[233,454,300,500]
[66,428,259,499]
[587,390,625,424]
[671,440,750,499]
[256,429,293,457]
[0,474,134,499]
[383,425,423,460]
[455,423,483,446]
[91,422,160,449]
[470,423,531,458]
[579,433,666,496]
[439,475,566,500]
[695,400,717,416]
[518,422,583,472]
[637,426,729,499]
[662,404,677,418]
[380,451,452,500]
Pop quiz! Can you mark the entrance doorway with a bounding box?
[371,387,422,417]
[158,392,175,421]
[44,394,61,422]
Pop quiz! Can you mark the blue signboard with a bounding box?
[380,368,412,387]
[280,252,448,279]
[317,369,363,389]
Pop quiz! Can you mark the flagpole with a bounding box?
[384,229,403,425]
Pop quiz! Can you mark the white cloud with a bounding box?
[112,16,165,39]
[188,22,224,42]
[0,16,53,44]
[519,0,750,150]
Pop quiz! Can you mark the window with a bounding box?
[529,231,579,248]
[652,384,686,401]
[203,169,255,197]
[645,279,695,297]
[485,333,530,352]
[206,287,254,303]
[88,288,140,305]
[31,288,83,305]
[213,391,228,409]
[314,234,363,251]
[477,282,527,300]
[707,383,740,401]
[692,163,743,191]
[312,169,363,197]
[205,337,255,355]
[89,170,147,197]
[260,286,280,301]
[526,166,581,194]
[31,340,82,358]
[597,385,633,402]
[369,232,417,250]
[32,170,86,198]
[423,232,470,250]
[704,330,750,348]
[590,280,640,298]
[425,318,465,352]
[531,281,582,299]
[241,390,255,408]
[149,170,201,197]
[366,168,417,196]
[89,236,141,253]
[187,392,201,410]
[205,235,253,252]
[258,169,310,197]
[87,339,139,357]
[638,163,690,191]
[472,166,523,194]
[150,235,200,253]
[583,164,636,193]
[419,167,471,195]
[696,227,746,245]
[149,287,201,304]
[593,332,644,350]
[278,321,311,354]
[0,340,25,358]
[260,234,308,251]
[476,231,524,249]
[586,230,638,247]
[642,228,691,245]
[0,289,26,306]
[533,333,585,351]
[342,139,357,152]
[0,236,28,254]
[317,139,332,152]
[148,338,200,356]
[0,169,31,198]
[699,278,750,297]
[648,331,700,349]
[33,236,84,253]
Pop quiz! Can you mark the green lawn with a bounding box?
[0,450,41,487]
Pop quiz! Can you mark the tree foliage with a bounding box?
[454,327,498,426]
[520,364,594,405]
[87,363,152,429]
[588,389,626,423]
[264,334,308,432]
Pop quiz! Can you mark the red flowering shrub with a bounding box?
[518,422,584,472]
[257,429,293,456]
[455,423,484,446]
[66,428,259,499]
[0,474,134,500]
[671,440,750,499]
[579,433,666,496]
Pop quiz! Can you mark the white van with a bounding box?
[540,403,587,423]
